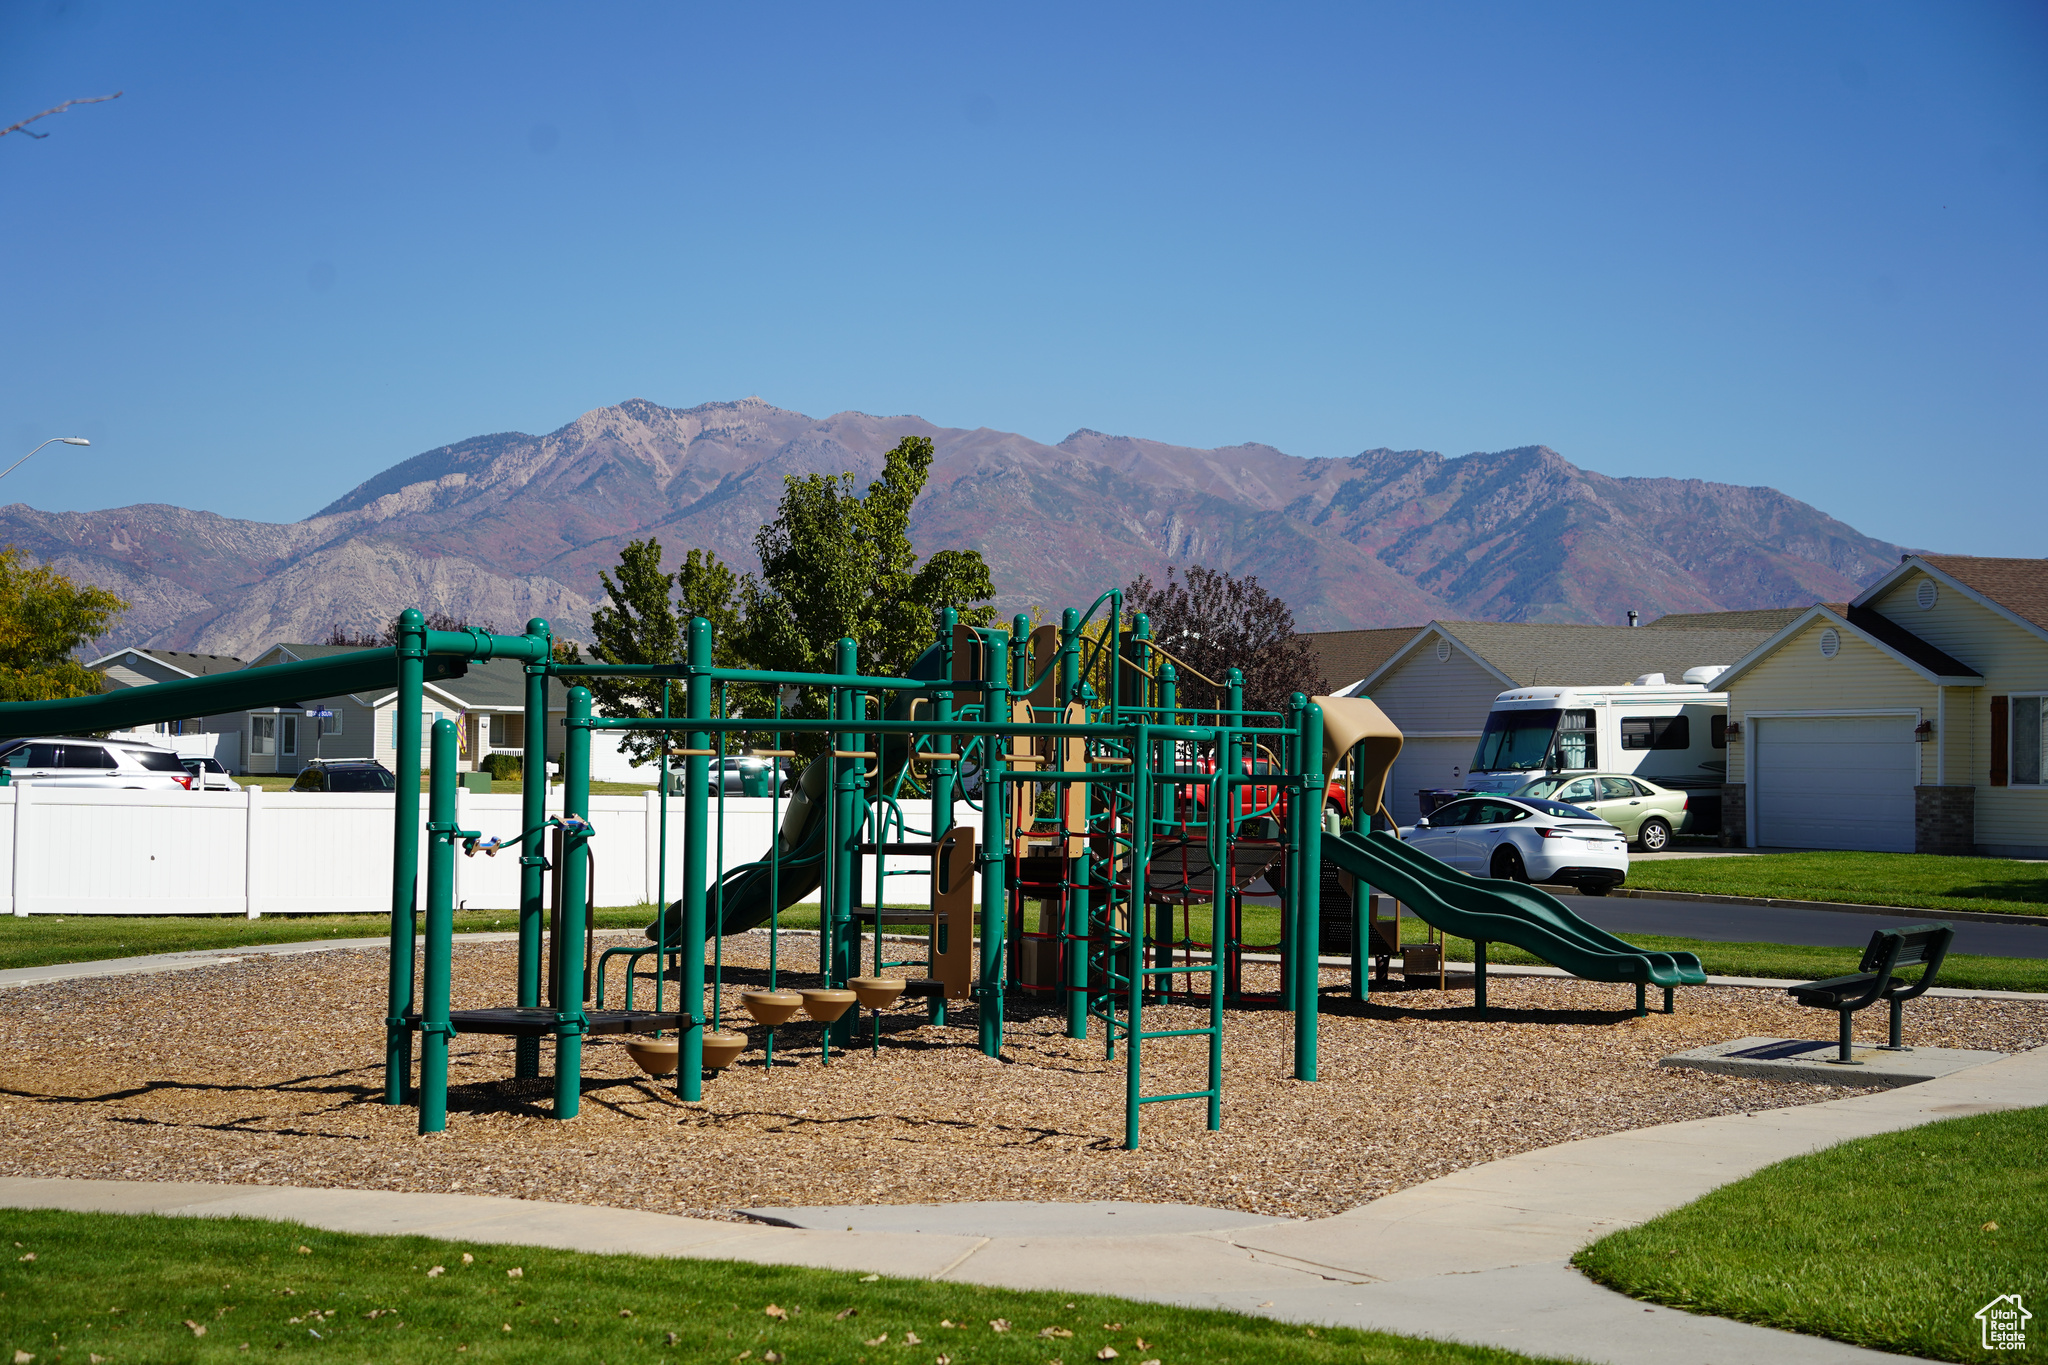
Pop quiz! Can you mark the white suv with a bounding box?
[0,737,196,789]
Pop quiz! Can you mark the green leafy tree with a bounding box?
[581,438,994,764]
[583,538,684,765]
[742,436,995,744]
[0,548,127,702]
[582,541,747,765]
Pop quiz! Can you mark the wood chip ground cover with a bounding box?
[1,932,2041,1222]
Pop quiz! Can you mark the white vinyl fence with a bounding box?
[4,786,980,918]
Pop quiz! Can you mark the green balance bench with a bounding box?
[1786,922,1954,1064]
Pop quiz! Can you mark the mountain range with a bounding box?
[1,397,1917,659]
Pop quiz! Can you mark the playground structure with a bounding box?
[0,592,1706,1150]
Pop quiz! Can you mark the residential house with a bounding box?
[89,648,250,767]
[1301,627,1420,695]
[238,645,568,776]
[1321,619,1777,823]
[1710,555,2048,857]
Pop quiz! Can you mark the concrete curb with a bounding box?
[1609,887,2048,928]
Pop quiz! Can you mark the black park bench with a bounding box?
[1786,923,1955,1064]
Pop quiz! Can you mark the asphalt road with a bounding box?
[1563,893,2048,960]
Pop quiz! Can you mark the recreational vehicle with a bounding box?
[1459,672,1731,822]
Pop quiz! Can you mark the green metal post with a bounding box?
[1127,613,1153,726]
[1060,607,1081,707]
[930,609,957,1028]
[384,608,427,1106]
[679,618,712,1098]
[1295,697,1324,1082]
[821,639,859,1054]
[1124,720,1151,1150]
[977,631,1010,1057]
[419,717,460,1134]
[555,685,593,1119]
[1061,608,1088,1038]
[1474,939,1488,1016]
[1225,666,1243,1005]
[1155,663,1177,990]
[837,644,866,1048]
[515,618,551,1081]
[1279,693,1304,1014]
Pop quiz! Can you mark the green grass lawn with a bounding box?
[1624,850,2048,916]
[0,907,658,973]
[1573,1106,2046,1363]
[0,1209,1566,1365]
[8,894,2043,993]
[1428,931,2048,993]
[1060,903,2048,992]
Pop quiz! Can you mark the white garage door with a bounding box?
[1754,716,1917,852]
[1382,737,1479,825]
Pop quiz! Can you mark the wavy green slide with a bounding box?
[646,639,954,944]
[1325,829,1707,987]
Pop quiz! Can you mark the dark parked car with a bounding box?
[290,759,397,793]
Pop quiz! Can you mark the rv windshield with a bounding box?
[1472,709,1561,772]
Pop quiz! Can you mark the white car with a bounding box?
[0,737,195,790]
[180,756,241,791]
[1403,794,1629,895]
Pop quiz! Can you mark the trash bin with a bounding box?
[740,766,774,798]
[460,771,493,795]
[1416,788,1466,818]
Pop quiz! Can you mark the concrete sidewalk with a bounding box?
[10,1046,2040,1363]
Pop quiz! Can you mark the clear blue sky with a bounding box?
[4,1,2044,554]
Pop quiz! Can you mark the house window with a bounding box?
[280,716,298,758]
[2014,696,2045,787]
[489,714,517,747]
[1711,714,1728,749]
[1621,716,1691,750]
[420,710,444,747]
[320,711,343,736]
[251,716,276,756]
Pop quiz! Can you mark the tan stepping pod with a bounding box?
[848,976,905,1009]
[798,987,857,1022]
[624,1037,679,1075]
[740,990,803,1026]
[700,1031,749,1070]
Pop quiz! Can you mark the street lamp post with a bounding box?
[0,437,89,484]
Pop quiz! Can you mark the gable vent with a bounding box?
[1917,579,1938,610]
[1819,628,1841,659]
[1435,639,1451,662]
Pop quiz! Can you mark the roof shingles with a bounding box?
[1426,621,1778,688]
[1920,555,2048,634]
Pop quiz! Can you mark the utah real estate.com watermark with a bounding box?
[1978,1295,2031,1352]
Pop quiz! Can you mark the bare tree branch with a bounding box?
[2,92,124,141]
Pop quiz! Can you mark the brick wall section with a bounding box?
[1719,783,1746,847]
[1915,785,1975,856]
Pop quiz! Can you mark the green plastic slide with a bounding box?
[1324,829,1706,987]
[646,639,955,944]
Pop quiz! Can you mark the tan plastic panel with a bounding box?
[1312,694,1404,816]
[1008,698,1040,835]
[931,825,976,1000]
[1062,701,1087,856]
[1027,623,1060,709]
